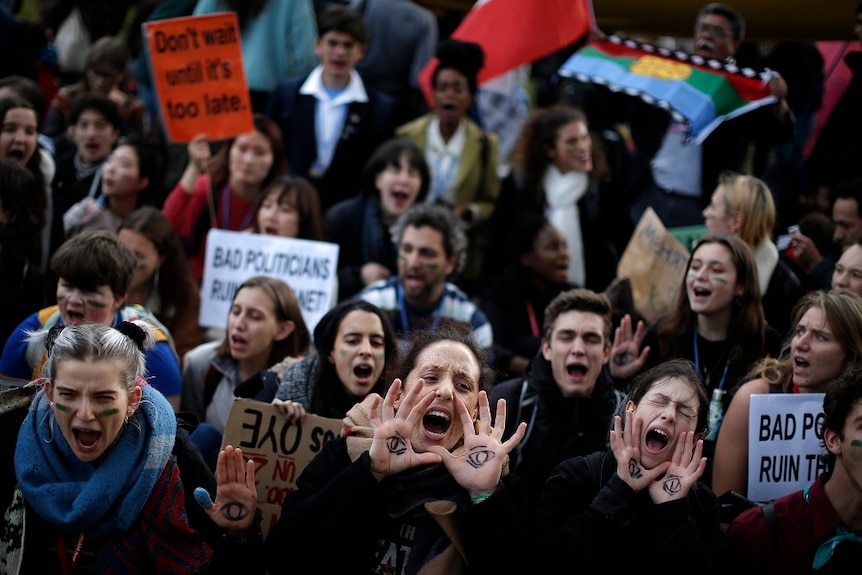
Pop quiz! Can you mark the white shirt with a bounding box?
[299,66,369,174]
[424,117,466,205]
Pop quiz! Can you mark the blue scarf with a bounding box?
[14,385,176,539]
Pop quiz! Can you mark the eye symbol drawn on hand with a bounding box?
[386,435,407,455]
[222,502,248,522]
[628,458,644,479]
[663,476,682,496]
[466,447,495,469]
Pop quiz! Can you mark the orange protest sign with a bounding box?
[144,12,253,142]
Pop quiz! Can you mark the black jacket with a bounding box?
[491,352,620,513]
[535,450,722,574]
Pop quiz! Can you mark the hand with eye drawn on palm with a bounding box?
[205,445,257,533]
[610,410,670,493]
[647,430,706,504]
[368,378,445,480]
[426,390,526,499]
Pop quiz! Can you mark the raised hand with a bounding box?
[187,134,211,174]
[368,379,443,480]
[648,430,706,504]
[200,445,257,532]
[609,314,650,379]
[610,410,669,492]
[428,391,526,498]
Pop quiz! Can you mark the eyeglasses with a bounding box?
[697,23,729,39]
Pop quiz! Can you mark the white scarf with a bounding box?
[544,165,588,287]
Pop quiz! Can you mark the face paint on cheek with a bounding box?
[687,272,698,279]
[54,403,72,413]
[97,408,120,417]
[85,299,108,308]
[339,349,350,356]
[423,262,439,270]
[376,353,385,362]
[710,277,729,285]
[851,439,862,447]
[398,255,407,261]
[57,294,66,301]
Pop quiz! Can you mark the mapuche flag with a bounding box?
[419,0,594,107]
[559,35,778,145]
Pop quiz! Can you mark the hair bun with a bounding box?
[436,39,485,80]
[115,321,147,352]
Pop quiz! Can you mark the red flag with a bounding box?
[418,0,593,107]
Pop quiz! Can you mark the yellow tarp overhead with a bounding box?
[419,0,857,43]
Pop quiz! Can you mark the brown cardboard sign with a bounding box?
[617,207,690,323]
[220,398,342,537]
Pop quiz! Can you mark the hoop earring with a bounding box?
[40,408,55,444]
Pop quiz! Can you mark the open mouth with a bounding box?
[692,287,712,297]
[645,428,670,452]
[353,364,373,380]
[65,310,86,323]
[566,364,587,378]
[5,149,24,161]
[391,190,409,202]
[423,410,451,436]
[263,225,279,235]
[73,428,101,451]
[794,357,810,369]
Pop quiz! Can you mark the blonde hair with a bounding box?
[718,171,775,247]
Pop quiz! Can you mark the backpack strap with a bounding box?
[762,501,779,566]
[511,379,538,470]
[202,364,223,411]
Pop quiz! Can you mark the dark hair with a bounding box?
[113,136,164,206]
[69,93,122,130]
[799,211,835,255]
[822,364,862,468]
[0,159,43,262]
[215,276,311,364]
[396,319,492,393]
[511,105,604,207]
[543,288,612,345]
[51,230,136,296]
[0,76,45,116]
[251,175,324,240]
[627,358,710,435]
[833,178,862,219]
[318,5,367,43]
[507,213,551,261]
[117,207,197,325]
[362,138,430,202]
[392,203,468,275]
[309,300,398,418]
[657,234,765,374]
[697,3,745,42]
[0,97,47,222]
[432,39,484,95]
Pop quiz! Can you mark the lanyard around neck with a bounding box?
[221,185,254,231]
[693,329,731,391]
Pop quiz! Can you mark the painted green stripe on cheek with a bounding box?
[85,299,108,308]
[97,408,120,417]
[851,439,862,447]
[55,403,72,413]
